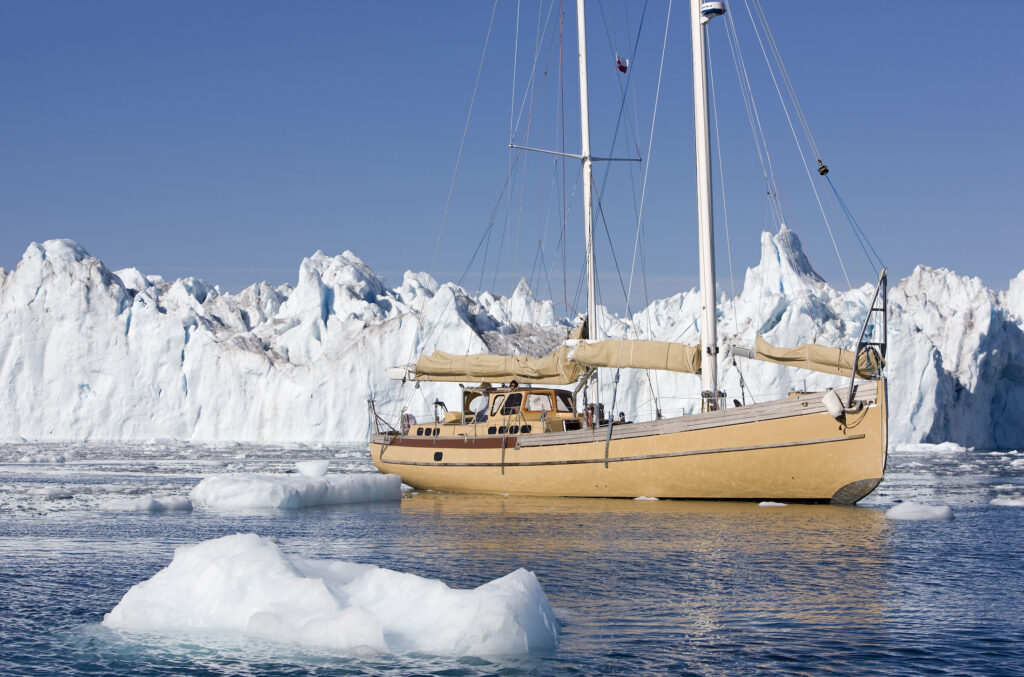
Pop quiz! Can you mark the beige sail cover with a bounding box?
[413,347,584,385]
[568,339,702,374]
[754,336,883,379]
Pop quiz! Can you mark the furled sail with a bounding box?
[750,336,883,379]
[411,348,584,384]
[566,339,702,375]
[395,319,590,385]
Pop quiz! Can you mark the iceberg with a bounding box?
[189,472,402,509]
[0,232,1022,449]
[102,533,559,655]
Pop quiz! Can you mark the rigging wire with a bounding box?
[707,31,739,328]
[740,0,852,290]
[724,7,785,228]
[747,0,883,285]
[709,38,755,405]
[429,0,499,279]
[827,176,885,271]
[621,0,674,418]
[748,0,824,168]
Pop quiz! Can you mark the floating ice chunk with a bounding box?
[892,442,968,453]
[633,496,659,501]
[189,473,401,509]
[759,501,787,507]
[30,487,73,499]
[295,460,330,478]
[102,534,558,655]
[19,453,66,464]
[885,502,954,521]
[990,497,1024,506]
[1011,459,1024,468]
[106,495,193,512]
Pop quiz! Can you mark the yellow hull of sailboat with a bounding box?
[370,380,888,504]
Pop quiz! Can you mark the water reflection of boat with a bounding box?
[397,491,889,634]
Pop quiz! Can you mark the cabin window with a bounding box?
[525,393,552,411]
[501,393,522,415]
[556,393,573,412]
[490,395,505,416]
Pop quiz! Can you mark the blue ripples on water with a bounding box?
[1,443,1023,675]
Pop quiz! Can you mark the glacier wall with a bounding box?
[1,230,1021,448]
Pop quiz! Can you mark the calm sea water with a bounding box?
[1,442,1022,675]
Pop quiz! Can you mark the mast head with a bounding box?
[700,1,727,23]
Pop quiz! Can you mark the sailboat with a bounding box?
[368,0,888,504]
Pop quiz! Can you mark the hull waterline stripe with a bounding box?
[376,434,866,468]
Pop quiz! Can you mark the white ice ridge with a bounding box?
[189,473,402,509]
[885,502,955,521]
[102,533,560,655]
[1,231,1023,448]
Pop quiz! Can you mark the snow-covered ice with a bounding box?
[102,533,559,655]
[189,473,402,509]
[633,496,659,501]
[885,502,955,521]
[1,232,1023,449]
[758,501,787,507]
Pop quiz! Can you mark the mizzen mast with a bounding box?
[691,0,725,410]
[576,0,599,403]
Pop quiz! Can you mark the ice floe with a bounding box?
[189,473,401,509]
[105,495,193,512]
[758,501,787,507]
[102,533,559,655]
[990,497,1024,506]
[885,502,955,521]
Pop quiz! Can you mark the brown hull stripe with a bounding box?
[387,436,517,449]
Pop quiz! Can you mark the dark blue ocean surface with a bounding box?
[1,443,1022,675]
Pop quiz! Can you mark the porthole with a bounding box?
[498,426,507,434]
[509,425,520,434]
[487,426,497,435]
[521,424,532,433]
[416,427,424,436]
[433,451,443,462]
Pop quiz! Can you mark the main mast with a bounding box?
[691,0,724,410]
[577,0,599,404]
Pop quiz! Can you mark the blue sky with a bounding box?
[2,1,1021,315]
